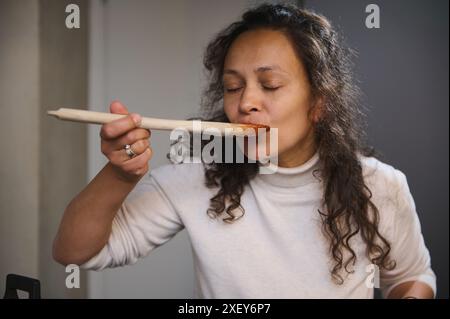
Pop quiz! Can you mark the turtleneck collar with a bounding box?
[256,151,321,188]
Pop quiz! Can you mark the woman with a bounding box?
[53,4,436,298]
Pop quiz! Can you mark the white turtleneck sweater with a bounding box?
[81,153,436,298]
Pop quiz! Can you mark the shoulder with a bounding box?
[358,154,414,234]
[358,153,407,198]
[147,161,211,198]
[142,162,216,220]
[150,161,205,181]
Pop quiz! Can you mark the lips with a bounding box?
[237,118,269,127]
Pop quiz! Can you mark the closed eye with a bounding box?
[225,86,280,93]
[225,86,281,93]
[263,86,281,91]
[225,87,242,93]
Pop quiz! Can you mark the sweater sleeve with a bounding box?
[80,171,184,271]
[379,169,436,298]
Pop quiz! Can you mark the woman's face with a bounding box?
[223,28,320,167]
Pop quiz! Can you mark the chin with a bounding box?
[237,135,276,162]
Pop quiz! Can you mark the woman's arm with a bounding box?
[387,281,434,299]
[52,163,141,265]
[379,170,437,298]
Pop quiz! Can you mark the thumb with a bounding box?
[109,100,129,115]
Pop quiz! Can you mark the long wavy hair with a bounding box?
[194,3,395,283]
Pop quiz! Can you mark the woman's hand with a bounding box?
[100,101,153,183]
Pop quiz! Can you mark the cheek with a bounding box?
[223,97,238,121]
[271,102,313,151]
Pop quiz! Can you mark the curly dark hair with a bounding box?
[195,3,395,284]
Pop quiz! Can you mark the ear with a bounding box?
[310,97,324,123]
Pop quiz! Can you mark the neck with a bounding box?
[277,129,317,168]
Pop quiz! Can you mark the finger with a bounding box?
[121,148,152,174]
[109,128,151,152]
[110,100,129,115]
[100,113,142,140]
[111,139,150,163]
[101,129,150,156]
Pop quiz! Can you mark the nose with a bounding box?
[238,85,262,114]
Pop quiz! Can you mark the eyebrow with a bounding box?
[223,65,288,77]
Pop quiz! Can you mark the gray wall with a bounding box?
[39,0,88,298]
[0,0,40,295]
[0,0,88,298]
[304,0,449,298]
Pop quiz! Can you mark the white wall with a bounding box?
[87,0,293,298]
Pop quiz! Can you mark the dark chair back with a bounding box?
[3,274,41,299]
